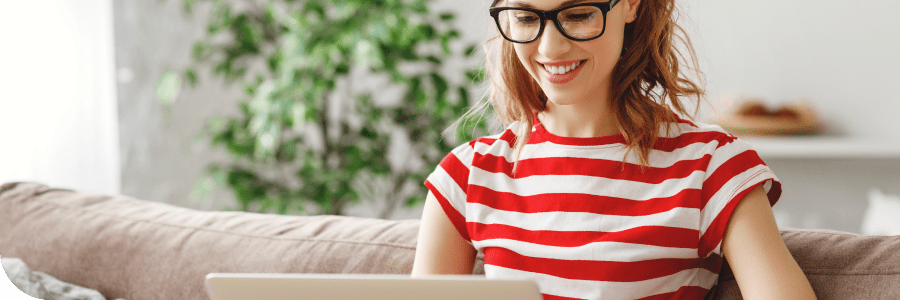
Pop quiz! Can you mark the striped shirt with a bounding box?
[424,118,781,300]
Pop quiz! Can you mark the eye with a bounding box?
[565,12,595,22]
[514,14,539,24]
[561,8,599,22]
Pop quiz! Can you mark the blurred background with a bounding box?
[1,0,899,234]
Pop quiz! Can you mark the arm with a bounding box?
[722,185,817,300]
[411,191,477,276]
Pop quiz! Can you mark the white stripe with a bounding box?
[687,122,729,135]
[705,139,755,173]
[486,265,713,300]
[426,168,467,217]
[496,138,716,168]
[474,129,720,169]
[699,165,777,236]
[472,239,697,262]
[469,167,705,201]
[467,203,699,232]
[449,141,476,169]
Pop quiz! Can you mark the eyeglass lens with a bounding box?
[496,6,605,42]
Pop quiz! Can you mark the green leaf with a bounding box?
[157,70,182,107]
[425,55,441,64]
[405,195,423,208]
[430,72,449,107]
[465,68,486,82]
[464,44,478,57]
[183,0,197,14]
[184,69,199,87]
[440,30,460,54]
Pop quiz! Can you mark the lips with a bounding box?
[539,60,586,85]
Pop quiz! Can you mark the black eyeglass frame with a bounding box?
[489,0,621,43]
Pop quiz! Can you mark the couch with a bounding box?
[1,182,899,300]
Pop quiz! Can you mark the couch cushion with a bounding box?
[714,228,900,299]
[7,182,897,300]
[0,182,480,300]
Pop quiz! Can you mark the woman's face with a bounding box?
[509,0,639,108]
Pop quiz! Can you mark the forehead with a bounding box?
[505,0,596,9]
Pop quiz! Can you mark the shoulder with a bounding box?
[450,122,523,154]
[658,118,749,153]
[442,122,523,167]
[652,119,767,178]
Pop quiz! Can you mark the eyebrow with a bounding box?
[507,0,598,9]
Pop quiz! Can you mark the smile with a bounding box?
[541,60,583,75]
[539,60,586,84]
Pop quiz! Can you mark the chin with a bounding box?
[542,89,585,107]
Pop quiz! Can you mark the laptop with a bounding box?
[205,273,543,300]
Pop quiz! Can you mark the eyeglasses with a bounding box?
[489,1,621,43]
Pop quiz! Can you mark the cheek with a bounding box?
[584,37,624,78]
[513,44,539,79]
[590,41,621,66]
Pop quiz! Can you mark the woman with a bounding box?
[412,0,817,299]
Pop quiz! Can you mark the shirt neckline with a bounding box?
[532,114,627,147]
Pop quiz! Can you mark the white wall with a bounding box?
[683,0,900,137]
[0,1,120,195]
[681,0,900,232]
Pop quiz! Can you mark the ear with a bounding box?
[622,0,641,23]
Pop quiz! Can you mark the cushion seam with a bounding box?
[720,270,900,282]
[0,182,23,197]
[803,270,900,275]
[22,194,418,250]
[780,230,900,239]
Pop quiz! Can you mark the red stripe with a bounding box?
[476,128,519,148]
[700,150,766,208]
[674,116,697,127]
[635,285,711,300]
[698,252,724,273]
[699,181,774,257]
[542,294,585,300]
[653,131,733,152]
[533,123,628,146]
[476,128,548,148]
[484,247,702,282]
[468,223,698,249]
[425,181,470,242]
[479,125,732,152]
[533,120,729,150]
[467,185,702,216]
[472,152,712,183]
[438,152,469,193]
[766,180,782,206]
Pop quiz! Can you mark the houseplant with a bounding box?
[167,0,487,217]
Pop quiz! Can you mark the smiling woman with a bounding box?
[412,0,817,299]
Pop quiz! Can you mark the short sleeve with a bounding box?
[424,141,477,243]
[698,136,782,257]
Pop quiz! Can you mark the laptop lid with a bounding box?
[205,273,543,300]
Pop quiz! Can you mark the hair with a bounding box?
[463,0,705,168]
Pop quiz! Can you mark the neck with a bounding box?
[538,98,619,138]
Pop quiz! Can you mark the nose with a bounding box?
[536,20,572,59]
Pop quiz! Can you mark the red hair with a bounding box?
[466,0,704,167]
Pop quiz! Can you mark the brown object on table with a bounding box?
[714,100,822,135]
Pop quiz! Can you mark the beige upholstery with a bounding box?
[715,229,900,299]
[1,182,899,300]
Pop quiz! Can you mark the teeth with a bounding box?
[543,61,581,75]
